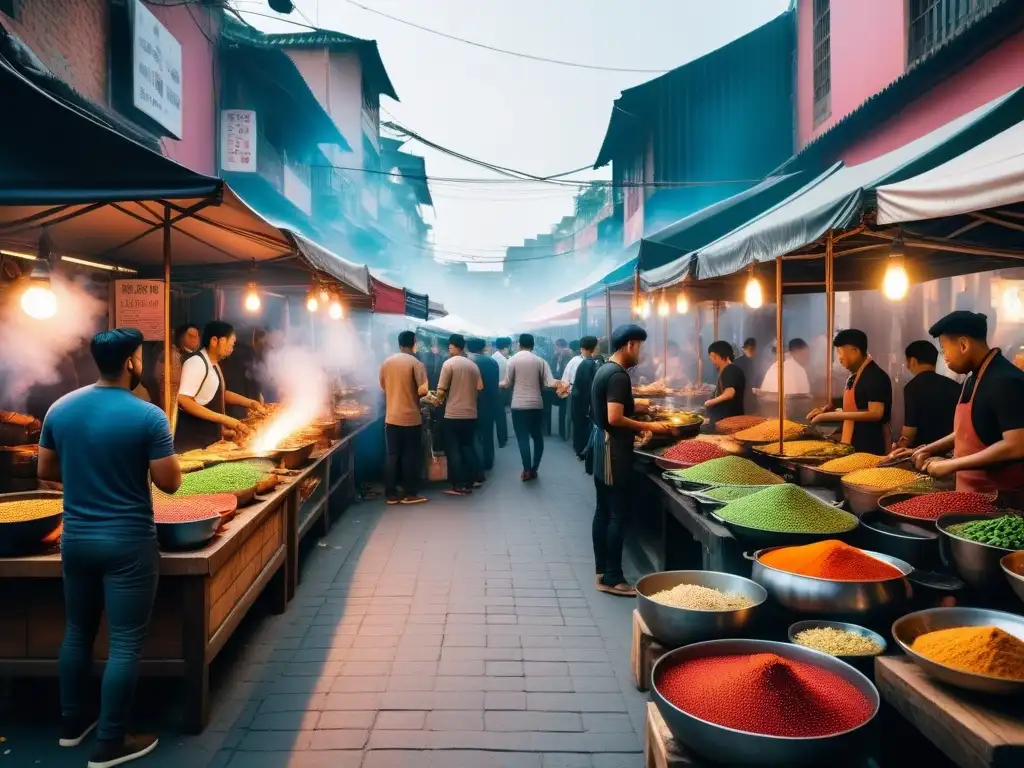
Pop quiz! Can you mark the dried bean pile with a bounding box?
[172,462,266,496]
[656,652,875,737]
[947,516,1024,550]
[648,583,756,611]
[733,419,806,442]
[669,456,784,487]
[715,415,766,435]
[819,453,886,473]
[887,492,998,521]
[842,467,927,491]
[716,484,857,534]
[661,441,729,464]
[793,627,884,657]
[760,440,850,458]
[701,485,766,502]
[0,498,62,522]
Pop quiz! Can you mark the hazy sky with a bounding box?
[243,0,791,268]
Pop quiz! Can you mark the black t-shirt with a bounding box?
[709,362,746,423]
[960,351,1024,446]
[573,357,598,416]
[847,360,892,455]
[591,361,635,463]
[903,370,960,447]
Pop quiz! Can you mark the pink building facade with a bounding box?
[795,0,1024,164]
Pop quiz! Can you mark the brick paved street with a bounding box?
[5,432,647,767]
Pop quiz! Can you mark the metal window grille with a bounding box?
[812,0,831,125]
[908,0,1000,63]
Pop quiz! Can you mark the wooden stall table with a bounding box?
[644,701,713,768]
[876,656,1024,768]
[631,609,667,692]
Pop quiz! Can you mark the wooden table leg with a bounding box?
[181,577,210,734]
[286,488,299,597]
[320,462,331,538]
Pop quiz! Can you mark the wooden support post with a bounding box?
[162,206,172,419]
[776,259,785,452]
[181,577,211,734]
[631,609,667,692]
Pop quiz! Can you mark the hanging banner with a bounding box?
[221,109,258,172]
[114,279,165,341]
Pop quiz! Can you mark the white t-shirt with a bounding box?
[178,350,222,407]
[562,355,583,387]
[759,355,811,395]
[492,350,509,382]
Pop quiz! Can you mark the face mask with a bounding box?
[128,361,142,391]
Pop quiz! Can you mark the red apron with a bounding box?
[953,349,1024,494]
[841,356,891,449]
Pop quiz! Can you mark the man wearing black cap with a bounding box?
[808,329,892,455]
[468,338,500,475]
[589,325,676,597]
[908,311,1024,498]
[437,334,483,496]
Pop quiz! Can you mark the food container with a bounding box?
[651,639,879,766]
[788,619,887,675]
[878,490,998,527]
[749,546,912,618]
[156,515,222,550]
[274,441,315,470]
[936,512,1017,591]
[796,464,845,490]
[0,490,63,556]
[1000,551,1024,608]
[892,607,1024,696]
[855,510,940,570]
[0,445,39,478]
[841,480,894,517]
[711,509,856,550]
[635,571,768,649]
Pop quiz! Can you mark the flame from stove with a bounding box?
[252,345,328,451]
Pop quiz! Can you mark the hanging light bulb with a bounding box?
[882,231,909,301]
[744,267,763,309]
[657,293,670,317]
[305,286,320,313]
[319,287,331,304]
[676,292,689,315]
[639,299,651,319]
[20,259,57,320]
[328,295,344,320]
[244,282,261,312]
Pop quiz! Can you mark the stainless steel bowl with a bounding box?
[841,480,893,517]
[936,512,1016,591]
[892,607,1024,695]
[796,464,845,490]
[651,639,879,766]
[635,571,768,648]
[856,510,940,570]
[0,490,63,556]
[788,620,887,675]
[710,508,858,551]
[156,515,222,550]
[1001,552,1024,607]
[878,490,998,527]
[750,546,913,618]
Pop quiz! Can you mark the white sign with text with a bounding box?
[114,280,165,341]
[133,0,182,138]
[221,109,258,172]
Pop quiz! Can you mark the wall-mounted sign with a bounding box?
[113,279,165,341]
[132,0,182,138]
[221,109,258,172]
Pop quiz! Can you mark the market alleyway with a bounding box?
[8,433,648,768]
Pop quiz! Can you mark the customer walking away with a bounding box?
[379,330,429,505]
[589,325,676,596]
[562,335,599,460]
[37,328,183,767]
[437,334,483,496]
[492,337,512,447]
[468,337,500,474]
[502,333,556,480]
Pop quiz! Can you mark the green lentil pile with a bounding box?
[947,516,1024,550]
[172,462,266,496]
[668,456,783,487]
[701,485,768,502]
[716,484,858,534]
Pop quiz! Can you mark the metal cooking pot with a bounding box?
[156,515,222,550]
[856,510,940,570]
[936,512,1017,591]
[749,546,913,618]
[0,490,63,556]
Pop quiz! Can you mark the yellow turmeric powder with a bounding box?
[911,626,1024,679]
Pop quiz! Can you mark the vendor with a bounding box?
[808,329,892,455]
[895,340,960,450]
[175,321,261,452]
[704,341,746,425]
[910,311,1024,496]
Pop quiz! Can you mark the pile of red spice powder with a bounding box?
[760,539,903,581]
[661,441,729,464]
[657,652,874,737]
[887,492,998,521]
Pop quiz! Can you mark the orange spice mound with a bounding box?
[760,539,903,582]
[911,626,1024,680]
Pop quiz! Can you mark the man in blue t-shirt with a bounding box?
[38,328,181,768]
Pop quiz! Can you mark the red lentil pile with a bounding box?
[715,415,766,435]
[657,652,874,737]
[661,441,729,465]
[153,493,238,523]
[887,492,999,521]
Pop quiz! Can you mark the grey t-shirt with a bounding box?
[439,354,482,419]
[504,351,556,410]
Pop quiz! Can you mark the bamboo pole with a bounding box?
[604,286,612,352]
[696,306,703,385]
[776,258,785,452]
[162,205,172,420]
[713,300,720,341]
[825,229,835,411]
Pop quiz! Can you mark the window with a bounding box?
[908,0,999,64]
[812,0,831,125]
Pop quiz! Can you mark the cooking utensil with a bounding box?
[788,619,887,675]
[156,514,222,550]
[855,509,940,569]
[749,546,913,618]
[0,490,63,556]
[936,512,1018,591]
[1000,551,1024,608]
[651,639,879,766]
[635,571,767,648]
[265,441,315,470]
[892,607,1024,696]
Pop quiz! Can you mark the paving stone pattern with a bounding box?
[11,430,648,767]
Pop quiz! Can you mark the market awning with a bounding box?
[370,275,406,315]
[427,299,447,320]
[640,171,808,288]
[694,87,1024,281]
[876,119,1024,224]
[557,245,640,303]
[285,231,371,295]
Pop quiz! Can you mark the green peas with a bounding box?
[947,516,1024,550]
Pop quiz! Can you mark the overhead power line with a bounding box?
[341,0,671,74]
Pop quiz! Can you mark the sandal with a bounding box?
[596,582,636,597]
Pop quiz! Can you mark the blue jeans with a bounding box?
[60,538,160,742]
[511,409,544,472]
